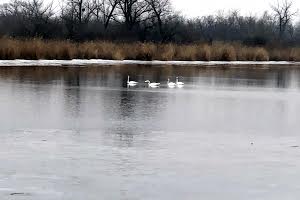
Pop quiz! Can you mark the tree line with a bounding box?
[0,0,300,46]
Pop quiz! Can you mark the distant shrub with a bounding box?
[255,48,269,61]
[136,43,157,60]
[196,45,211,61]
[269,49,285,61]
[289,48,300,61]
[243,36,267,46]
[175,45,197,61]
[155,44,175,61]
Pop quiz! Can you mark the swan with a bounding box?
[167,78,176,88]
[127,76,138,86]
[145,80,160,88]
[176,77,185,86]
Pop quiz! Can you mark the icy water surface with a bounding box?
[0,65,300,200]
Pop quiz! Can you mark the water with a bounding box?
[0,65,300,200]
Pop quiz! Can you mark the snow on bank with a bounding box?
[0,59,299,67]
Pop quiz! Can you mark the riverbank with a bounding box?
[1,38,300,62]
[1,59,300,67]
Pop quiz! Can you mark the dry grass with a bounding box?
[154,44,175,60]
[237,47,269,61]
[0,37,299,61]
[196,45,211,61]
[289,48,300,61]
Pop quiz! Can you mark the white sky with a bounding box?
[173,0,300,18]
[1,0,300,18]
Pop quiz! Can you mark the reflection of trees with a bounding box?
[101,87,169,147]
[3,65,300,138]
[275,69,289,88]
[119,90,137,118]
[1,64,300,90]
[192,68,297,89]
[63,87,81,119]
[102,89,142,147]
[290,69,300,89]
[62,69,84,132]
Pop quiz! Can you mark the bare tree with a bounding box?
[118,0,151,30]
[2,0,300,44]
[0,0,54,37]
[295,21,300,44]
[145,0,172,41]
[92,0,119,29]
[0,0,23,16]
[62,0,97,24]
[61,0,97,39]
[21,0,53,20]
[271,0,298,40]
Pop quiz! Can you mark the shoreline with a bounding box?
[1,59,300,67]
[1,38,300,63]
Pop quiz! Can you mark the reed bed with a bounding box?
[1,37,300,61]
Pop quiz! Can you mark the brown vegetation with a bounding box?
[1,38,300,61]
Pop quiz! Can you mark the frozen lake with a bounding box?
[0,65,300,199]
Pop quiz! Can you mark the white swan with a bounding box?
[176,77,185,86]
[145,80,160,88]
[127,76,138,86]
[167,78,176,88]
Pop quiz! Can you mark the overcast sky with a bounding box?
[173,0,300,18]
[1,0,300,18]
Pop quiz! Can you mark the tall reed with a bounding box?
[0,37,299,61]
